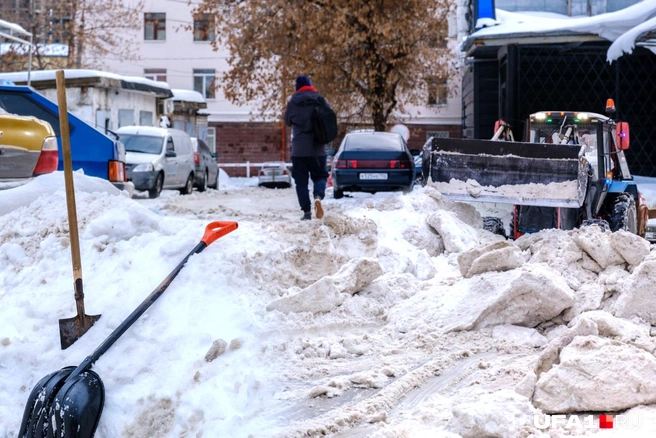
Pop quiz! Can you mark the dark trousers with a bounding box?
[291,156,328,212]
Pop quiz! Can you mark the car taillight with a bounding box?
[334,160,358,169]
[194,152,200,164]
[282,169,289,175]
[258,170,265,176]
[108,160,127,182]
[32,136,59,176]
[389,159,412,169]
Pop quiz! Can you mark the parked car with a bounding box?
[116,126,195,198]
[258,162,292,188]
[646,218,656,243]
[191,137,219,191]
[410,154,424,184]
[330,131,418,199]
[0,107,58,187]
[0,84,133,196]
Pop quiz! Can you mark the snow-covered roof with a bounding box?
[465,1,656,62]
[0,42,68,57]
[0,69,173,98]
[172,89,206,103]
[0,18,30,37]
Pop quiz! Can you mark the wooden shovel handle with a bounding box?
[56,70,84,298]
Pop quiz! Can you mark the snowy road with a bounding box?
[126,177,656,438]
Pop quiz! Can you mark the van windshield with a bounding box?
[119,134,163,154]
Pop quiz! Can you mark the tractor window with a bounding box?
[531,120,602,180]
[603,129,616,174]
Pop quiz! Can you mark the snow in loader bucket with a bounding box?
[425,138,588,207]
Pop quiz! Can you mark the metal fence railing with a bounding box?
[218,162,292,178]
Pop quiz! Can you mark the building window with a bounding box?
[118,109,134,127]
[193,14,215,42]
[193,69,216,99]
[427,131,449,139]
[144,68,166,82]
[206,127,216,154]
[144,13,166,41]
[139,110,153,126]
[427,77,448,106]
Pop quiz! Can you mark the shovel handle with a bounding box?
[71,221,238,376]
[201,221,239,247]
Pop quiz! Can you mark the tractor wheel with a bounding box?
[605,193,637,234]
[581,218,610,232]
[483,216,507,238]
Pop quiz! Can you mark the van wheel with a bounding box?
[149,173,163,198]
[180,173,194,195]
[197,171,208,192]
[333,188,344,199]
[209,171,219,189]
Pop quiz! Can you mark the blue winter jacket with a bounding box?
[284,87,328,157]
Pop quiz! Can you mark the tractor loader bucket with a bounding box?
[424,137,588,207]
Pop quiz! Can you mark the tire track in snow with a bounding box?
[281,350,510,437]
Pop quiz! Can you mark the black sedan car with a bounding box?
[330,131,419,199]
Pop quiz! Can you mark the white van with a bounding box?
[116,126,195,198]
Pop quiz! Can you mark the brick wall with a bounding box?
[212,121,286,177]
[406,124,463,150]
[211,121,462,177]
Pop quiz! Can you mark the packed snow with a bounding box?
[431,178,581,206]
[2,170,656,437]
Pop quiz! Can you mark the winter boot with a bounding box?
[301,211,312,220]
[314,197,324,219]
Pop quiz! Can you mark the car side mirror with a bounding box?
[616,122,630,150]
[212,152,218,159]
[166,149,177,157]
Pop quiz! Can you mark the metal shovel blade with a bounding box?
[59,313,102,350]
[59,279,101,350]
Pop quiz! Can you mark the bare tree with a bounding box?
[193,0,455,131]
[0,0,143,72]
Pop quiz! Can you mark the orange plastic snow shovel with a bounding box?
[20,220,238,438]
[55,70,102,350]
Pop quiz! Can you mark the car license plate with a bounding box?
[359,173,387,180]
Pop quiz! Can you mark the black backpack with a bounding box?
[313,96,337,144]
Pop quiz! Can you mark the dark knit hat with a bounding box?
[295,75,312,91]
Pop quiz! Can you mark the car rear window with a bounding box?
[0,92,63,136]
[345,134,403,151]
[119,134,164,154]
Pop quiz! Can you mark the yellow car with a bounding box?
[0,107,58,187]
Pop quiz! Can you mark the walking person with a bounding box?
[284,75,331,220]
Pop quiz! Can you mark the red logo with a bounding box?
[599,414,614,429]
